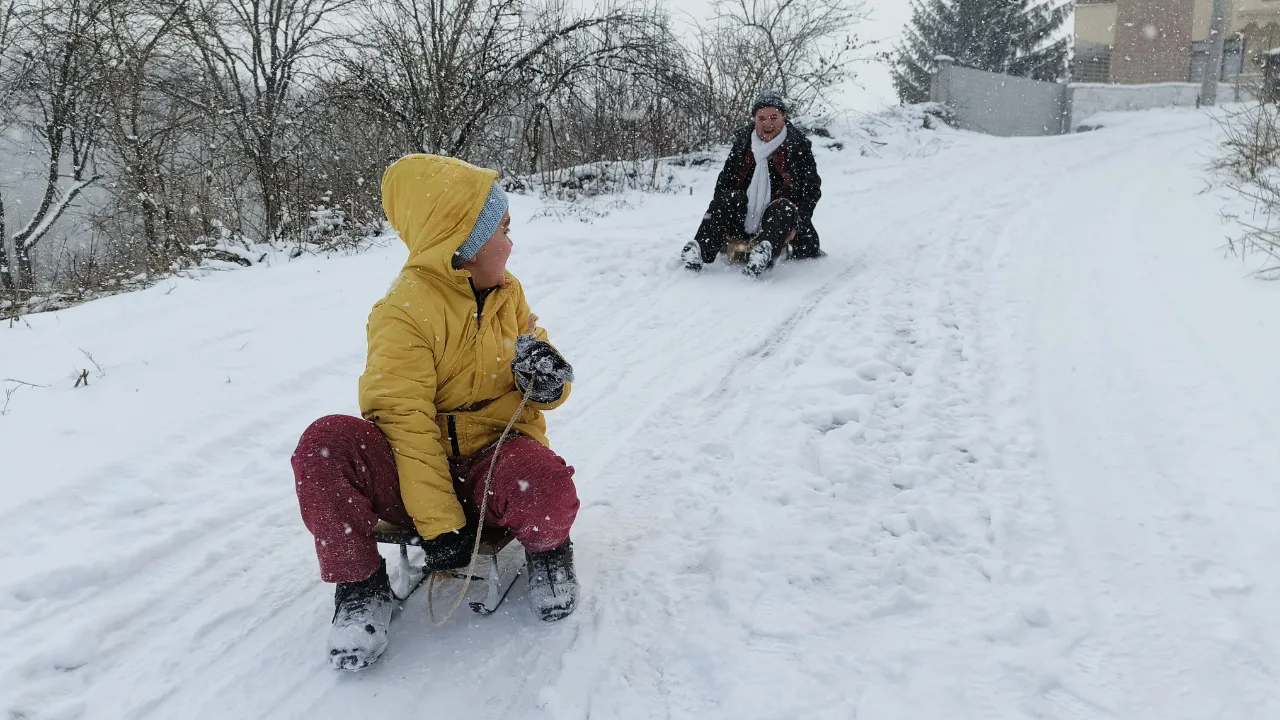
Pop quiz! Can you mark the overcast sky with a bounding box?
[843,0,913,112]
[666,0,913,113]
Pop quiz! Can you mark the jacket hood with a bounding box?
[381,154,498,282]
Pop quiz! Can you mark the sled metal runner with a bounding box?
[373,520,525,615]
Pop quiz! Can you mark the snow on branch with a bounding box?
[13,174,100,251]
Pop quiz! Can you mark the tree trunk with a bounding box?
[0,189,11,292]
[16,243,33,293]
[261,167,281,243]
[142,202,159,256]
[256,136,282,244]
[136,169,160,257]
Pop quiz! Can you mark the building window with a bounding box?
[1191,36,1246,81]
[1225,37,1246,76]
[1072,42,1113,82]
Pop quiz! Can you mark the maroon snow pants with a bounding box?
[292,415,579,583]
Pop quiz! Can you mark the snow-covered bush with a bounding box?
[291,202,384,257]
[1212,100,1280,277]
[504,158,685,201]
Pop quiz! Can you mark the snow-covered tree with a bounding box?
[2,0,110,292]
[891,0,1069,105]
[0,1,16,294]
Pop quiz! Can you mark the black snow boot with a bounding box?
[328,558,395,671]
[680,240,704,272]
[526,539,578,622]
[791,246,826,260]
[743,200,798,278]
[743,240,775,278]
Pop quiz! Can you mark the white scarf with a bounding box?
[744,125,788,235]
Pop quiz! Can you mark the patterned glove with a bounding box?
[414,524,476,572]
[511,334,574,403]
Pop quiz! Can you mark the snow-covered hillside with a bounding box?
[3,108,1279,720]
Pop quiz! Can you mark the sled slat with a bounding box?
[371,520,514,556]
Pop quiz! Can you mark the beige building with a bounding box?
[1074,0,1280,83]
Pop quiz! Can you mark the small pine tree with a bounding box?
[892,0,1069,104]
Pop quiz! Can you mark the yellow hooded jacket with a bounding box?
[359,155,571,540]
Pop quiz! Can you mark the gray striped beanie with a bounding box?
[751,89,788,116]
[452,182,508,268]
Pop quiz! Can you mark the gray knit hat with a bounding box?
[452,182,508,268]
[751,89,788,116]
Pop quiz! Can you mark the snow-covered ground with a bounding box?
[3,107,1279,720]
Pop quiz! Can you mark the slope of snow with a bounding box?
[2,108,1279,720]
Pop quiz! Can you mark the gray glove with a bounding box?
[511,335,574,403]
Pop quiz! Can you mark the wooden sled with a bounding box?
[373,520,525,615]
[722,236,794,266]
[723,236,757,265]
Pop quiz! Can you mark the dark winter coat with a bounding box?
[694,122,823,258]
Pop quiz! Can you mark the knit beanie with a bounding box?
[751,89,788,116]
[452,182,509,268]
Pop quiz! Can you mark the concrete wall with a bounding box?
[1223,0,1280,35]
[1076,3,1119,45]
[1193,0,1211,41]
[1068,82,1201,128]
[933,62,1069,137]
[1190,0,1274,39]
[1112,0,1196,83]
[931,61,1258,137]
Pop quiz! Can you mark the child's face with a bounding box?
[464,211,513,289]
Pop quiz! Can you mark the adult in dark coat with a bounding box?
[682,90,824,276]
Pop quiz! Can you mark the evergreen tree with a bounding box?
[892,0,1069,104]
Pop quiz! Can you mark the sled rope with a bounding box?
[427,382,532,625]
[427,319,540,626]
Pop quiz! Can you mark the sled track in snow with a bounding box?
[535,204,1071,717]
[741,260,864,360]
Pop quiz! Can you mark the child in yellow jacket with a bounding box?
[291,155,579,671]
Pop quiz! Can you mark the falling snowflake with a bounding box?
[518,480,529,492]
[320,447,330,458]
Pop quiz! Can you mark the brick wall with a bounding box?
[1110,0,1196,83]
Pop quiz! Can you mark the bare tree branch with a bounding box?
[175,0,357,243]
